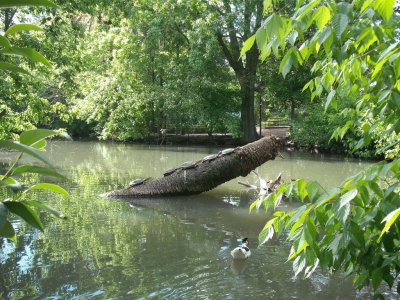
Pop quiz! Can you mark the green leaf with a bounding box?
[3,201,44,232]
[384,182,399,199]
[306,181,321,201]
[339,189,357,209]
[265,14,284,39]
[259,217,277,244]
[287,30,298,46]
[20,129,58,146]
[0,140,54,167]
[0,176,22,191]
[336,202,350,223]
[25,200,66,219]
[12,165,66,179]
[280,48,297,78]
[293,252,307,276]
[313,6,331,30]
[372,268,383,290]
[5,24,43,36]
[295,0,321,21]
[325,90,336,111]
[249,198,259,212]
[354,271,369,288]
[0,0,58,8]
[360,0,373,12]
[302,79,313,92]
[260,41,272,61]
[356,27,378,53]
[315,187,340,208]
[0,47,51,67]
[0,220,16,242]
[379,208,400,241]
[337,2,353,14]
[332,13,349,38]
[368,181,383,198]
[0,61,29,74]
[318,26,332,45]
[255,28,267,50]
[299,43,310,60]
[27,183,69,197]
[0,35,12,48]
[290,207,312,235]
[0,203,9,228]
[374,0,395,22]
[32,139,47,150]
[354,138,365,150]
[297,179,308,201]
[240,34,256,57]
[263,0,273,12]
[377,90,391,104]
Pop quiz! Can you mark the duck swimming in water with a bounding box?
[230,237,251,260]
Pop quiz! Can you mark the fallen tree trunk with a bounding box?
[105,136,281,198]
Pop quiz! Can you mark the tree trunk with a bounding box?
[214,0,263,143]
[4,9,16,31]
[105,136,281,198]
[240,77,258,143]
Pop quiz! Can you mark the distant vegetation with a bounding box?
[0,0,397,159]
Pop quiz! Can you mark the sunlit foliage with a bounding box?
[243,0,400,296]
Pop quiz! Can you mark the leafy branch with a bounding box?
[0,129,70,241]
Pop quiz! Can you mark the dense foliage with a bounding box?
[0,0,70,241]
[243,0,400,296]
[3,1,269,141]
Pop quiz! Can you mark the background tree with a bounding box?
[207,0,264,142]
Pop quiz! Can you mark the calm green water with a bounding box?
[0,141,374,299]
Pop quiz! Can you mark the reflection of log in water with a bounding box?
[120,194,270,240]
[105,136,282,198]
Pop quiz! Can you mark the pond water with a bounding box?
[0,141,375,299]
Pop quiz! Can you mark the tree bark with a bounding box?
[4,8,16,31]
[105,136,281,198]
[240,77,258,142]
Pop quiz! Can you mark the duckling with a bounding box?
[230,237,251,260]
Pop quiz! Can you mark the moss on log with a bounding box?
[105,136,281,198]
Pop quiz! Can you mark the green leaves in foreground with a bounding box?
[4,201,44,231]
[5,24,43,36]
[0,47,51,67]
[0,0,58,8]
[0,140,54,167]
[0,3,65,243]
[1,1,56,75]
[0,129,70,242]
[252,159,400,293]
